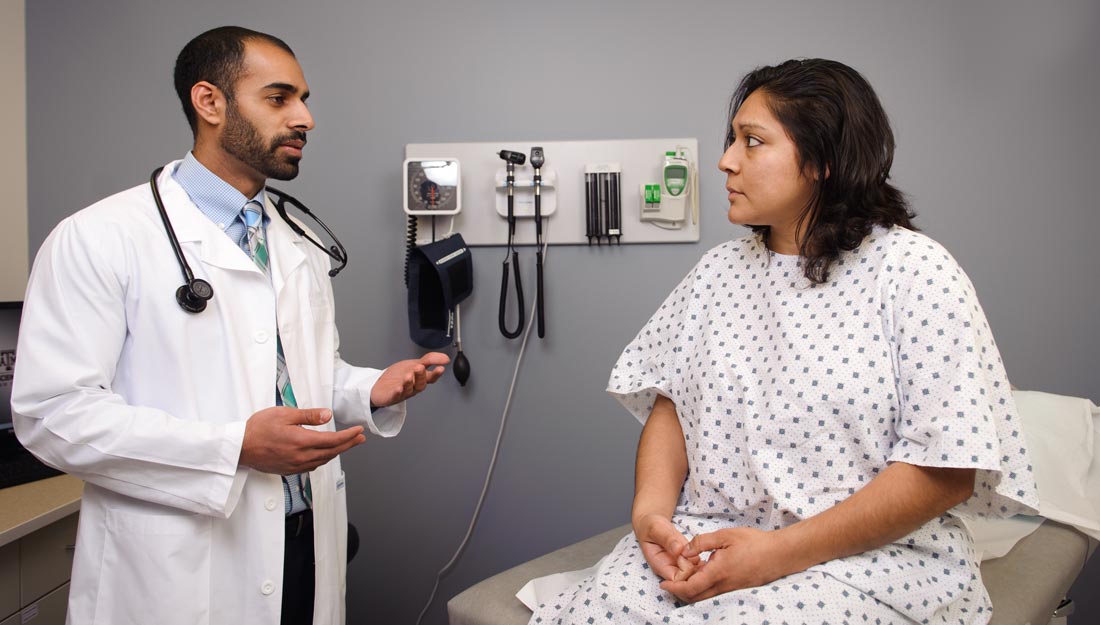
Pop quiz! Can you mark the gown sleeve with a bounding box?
[883,236,1039,519]
[606,253,711,424]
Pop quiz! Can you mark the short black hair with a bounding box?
[727,58,916,284]
[173,26,295,135]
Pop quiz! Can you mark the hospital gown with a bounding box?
[529,226,1038,625]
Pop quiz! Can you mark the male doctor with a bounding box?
[12,26,447,625]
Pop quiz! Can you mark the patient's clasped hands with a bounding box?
[634,514,700,584]
[637,515,801,604]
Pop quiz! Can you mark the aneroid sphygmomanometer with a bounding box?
[150,167,349,313]
[403,159,474,384]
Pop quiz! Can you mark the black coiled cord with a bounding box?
[404,214,418,287]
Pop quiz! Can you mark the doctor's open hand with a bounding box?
[369,352,450,407]
[239,407,365,475]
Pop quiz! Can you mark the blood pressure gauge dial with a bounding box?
[403,158,461,215]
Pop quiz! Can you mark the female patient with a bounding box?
[530,59,1038,624]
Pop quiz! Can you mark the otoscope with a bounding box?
[530,147,546,338]
[498,149,526,339]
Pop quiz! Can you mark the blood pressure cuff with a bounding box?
[407,234,473,349]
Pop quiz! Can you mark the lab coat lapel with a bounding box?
[154,165,260,274]
[265,196,312,407]
[264,195,307,298]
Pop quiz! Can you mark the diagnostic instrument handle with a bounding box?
[536,251,546,339]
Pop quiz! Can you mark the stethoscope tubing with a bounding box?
[150,166,348,313]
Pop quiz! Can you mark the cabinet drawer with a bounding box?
[13,582,68,625]
[19,513,77,606]
[0,541,17,620]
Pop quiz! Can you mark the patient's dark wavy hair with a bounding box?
[727,58,917,284]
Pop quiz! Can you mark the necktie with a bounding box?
[243,202,312,511]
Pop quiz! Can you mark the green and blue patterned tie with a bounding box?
[243,202,312,509]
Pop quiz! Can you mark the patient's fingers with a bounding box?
[672,555,696,581]
[638,540,681,581]
[661,562,719,603]
[647,519,689,558]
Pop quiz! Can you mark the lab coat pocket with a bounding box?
[95,510,212,625]
[309,296,334,325]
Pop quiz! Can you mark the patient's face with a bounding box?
[718,90,816,240]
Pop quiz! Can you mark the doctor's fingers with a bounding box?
[296,426,365,451]
[280,407,333,427]
[419,352,451,367]
[296,435,365,470]
[249,405,332,427]
[285,433,365,471]
[424,366,446,384]
[412,366,429,392]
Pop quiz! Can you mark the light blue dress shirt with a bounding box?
[173,153,309,515]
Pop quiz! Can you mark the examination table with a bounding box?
[448,519,1097,625]
[450,390,1099,625]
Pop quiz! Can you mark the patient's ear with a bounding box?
[804,163,828,182]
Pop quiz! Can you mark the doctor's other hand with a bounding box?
[239,406,365,475]
[370,352,450,407]
[659,527,794,604]
[634,513,699,583]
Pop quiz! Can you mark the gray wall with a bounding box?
[26,1,1099,623]
[1,0,28,301]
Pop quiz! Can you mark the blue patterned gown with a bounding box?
[530,227,1038,625]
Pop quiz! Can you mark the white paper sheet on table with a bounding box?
[518,390,1100,609]
[517,557,607,611]
[1012,390,1100,541]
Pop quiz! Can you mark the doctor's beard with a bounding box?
[220,102,306,181]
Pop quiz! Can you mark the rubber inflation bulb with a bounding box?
[453,349,471,386]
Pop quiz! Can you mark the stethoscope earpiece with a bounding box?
[175,279,213,314]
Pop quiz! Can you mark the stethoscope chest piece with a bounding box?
[175,279,213,313]
[150,165,347,314]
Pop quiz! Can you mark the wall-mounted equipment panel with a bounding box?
[405,138,700,246]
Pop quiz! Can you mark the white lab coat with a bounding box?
[12,162,403,625]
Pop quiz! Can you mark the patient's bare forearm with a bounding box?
[632,395,689,528]
[776,462,976,573]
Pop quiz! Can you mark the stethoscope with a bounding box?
[150,166,348,313]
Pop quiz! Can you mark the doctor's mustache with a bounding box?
[271,131,307,150]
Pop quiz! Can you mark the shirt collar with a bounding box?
[173,152,269,232]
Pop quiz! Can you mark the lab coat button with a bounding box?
[261,581,275,595]
[265,497,277,511]
[254,331,268,343]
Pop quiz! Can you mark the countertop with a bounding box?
[0,475,82,547]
